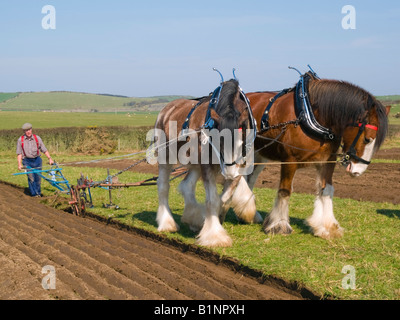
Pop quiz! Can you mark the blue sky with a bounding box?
[0,0,399,96]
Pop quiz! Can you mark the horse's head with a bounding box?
[308,78,390,177]
[204,79,256,179]
[341,98,390,177]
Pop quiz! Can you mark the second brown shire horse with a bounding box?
[231,69,390,239]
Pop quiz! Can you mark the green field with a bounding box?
[378,95,400,103]
[0,111,158,130]
[0,91,396,114]
[0,91,191,112]
[0,92,20,103]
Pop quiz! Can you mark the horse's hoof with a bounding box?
[313,224,344,240]
[157,221,180,233]
[196,228,233,247]
[196,235,233,248]
[263,220,293,235]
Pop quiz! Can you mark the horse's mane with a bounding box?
[216,79,242,132]
[308,79,388,150]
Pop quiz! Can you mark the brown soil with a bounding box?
[0,182,304,300]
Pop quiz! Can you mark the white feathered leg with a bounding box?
[156,164,179,232]
[227,164,264,224]
[196,167,232,247]
[226,177,261,224]
[179,167,205,232]
[263,190,293,234]
[306,184,344,239]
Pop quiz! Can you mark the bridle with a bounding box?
[341,121,378,166]
[202,68,257,168]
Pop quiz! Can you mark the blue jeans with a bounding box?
[23,157,42,197]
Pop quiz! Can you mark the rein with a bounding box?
[256,119,379,167]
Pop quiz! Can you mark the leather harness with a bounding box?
[259,70,379,166]
[261,72,335,141]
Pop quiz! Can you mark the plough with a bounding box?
[13,162,71,193]
[13,160,187,216]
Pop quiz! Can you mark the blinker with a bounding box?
[204,118,217,130]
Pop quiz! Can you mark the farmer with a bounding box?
[16,123,54,197]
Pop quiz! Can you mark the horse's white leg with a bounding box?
[222,177,260,224]
[263,190,292,234]
[178,166,205,232]
[263,163,296,235]
[306,183,344,239]
[226,164,265,224]
[196,166,232,247]
[156,164,179,232]
[220,177,241,223]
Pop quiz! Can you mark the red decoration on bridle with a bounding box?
[342,122,379,166]
[359,123,378,131]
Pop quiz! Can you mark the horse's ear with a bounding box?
[238,110,250,128]
[209,108,221,126]
[385,105,391,116]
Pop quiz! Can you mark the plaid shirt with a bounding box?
[16,134,48,159]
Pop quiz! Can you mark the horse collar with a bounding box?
[295,73,335,141]
[260,72,335,141]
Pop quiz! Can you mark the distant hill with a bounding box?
[0,91,398,113]
[377,95,400,106]
[0,92,20,103]
[0,91,193,112]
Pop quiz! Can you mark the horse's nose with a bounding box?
[222,165,240,180]
[347,162,366,177]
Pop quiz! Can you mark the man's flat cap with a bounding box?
[22,123,33,130]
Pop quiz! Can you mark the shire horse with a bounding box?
[231,68,390,239]
[152,75,256,247]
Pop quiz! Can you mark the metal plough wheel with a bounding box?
[69,186,86,216]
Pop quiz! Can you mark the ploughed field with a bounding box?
[0,182,301,300]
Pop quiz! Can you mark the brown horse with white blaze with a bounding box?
[231,71,390,239]
[152,78,256,247]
